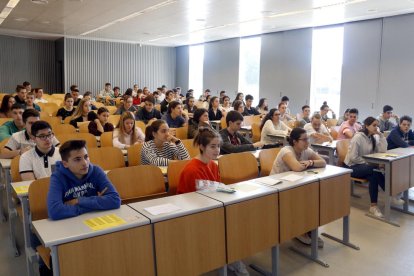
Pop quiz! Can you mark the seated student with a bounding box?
[132,89,144,106]
[208,96,223,121]
[110,86,122,99]
[19,121,61,181]
[220,110,263,154]
[114,95,137,115]
[70,86,81,106]
[161,101,188,128]
[141,120,190,166]
[47,140,121,220]
[232,92,245,106]
[280,95,291,115]
[88,107,114,136]
[336,109,350,126]
[260,108,291,146]
[183,96,197,118]
[34,88,48,104]
[113,111,145,149]
[256,98,268,115]
[242,94,260,116]
[0,109,59,159]
[337,108,362,140]
[0,95,16,118]
[386,115,414,150]
[233,100,245,114]
[378,105,400,132]
[160,90,174,114]
[270,128,326,246]
[220,96,233,114]
[57,93,76,121]
[0,104,25,142]
[14,85,27,105]
[219,90,226,104]
[177,128,221,194]
[344,117,402,218]
[153,91,162,105]
[25,91,41,111]
[135,95,161,124]
[83,91,98,110]
[278,102,295,122]
[23,81,32,95]
[99,82,113,98]
[70,98,91,128]
[298,105,311,128]
[304,113,333,145]
[319,102,336,122]
[188,108,211,139]
[199,89,211,102]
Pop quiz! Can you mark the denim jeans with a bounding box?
[350,163,385,203]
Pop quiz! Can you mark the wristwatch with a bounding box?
[175,139,181,145]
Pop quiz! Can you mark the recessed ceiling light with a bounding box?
[195,18,205,21]
[41,20,50,24]
[0,0,21,25]
[15,17,28,21]
[367,8,377,13]
[31,0,48,4]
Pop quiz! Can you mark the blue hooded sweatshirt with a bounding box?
[47,161,121,220]
[386,126,414,150]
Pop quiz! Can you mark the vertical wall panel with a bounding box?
[175,46,189,93]
[0,35,56,93]
[64,38,176,95]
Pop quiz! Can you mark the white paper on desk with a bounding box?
[255,177,281,185]
[144,203,181,216]
[279,174,304,182]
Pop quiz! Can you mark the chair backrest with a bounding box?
[175,126,188,140]
[108,115,120,127]
[0,117,12,126]
[77,121,90,133]
[105,106,118,115]
[167,159,191,195]
[63,116,73,124]
[259,148,281,176]
[53,124,77,135]
[220,117,227,129]
[251,123,261,143]
[181,139,199,158]
[0,138,9,150]
[135,121,146,133]
[287,120,297,129]
[326,119,338,128]
[100,131,113,147]
[11,155,21,182]
[88,147,125,170]
[42,116,62,129]
[107,165,166,203]
[56,133,98,148]
[127,143,143,166]
[243,116,255,126]
[336,139,350,166]
[28,177,50,221]
[219,152,259,184]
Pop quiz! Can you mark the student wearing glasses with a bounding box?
[260,108,291,146]
[337,108,362,140]
[19,121,61,181]
[270,128,326,246]
[377,105,400,132]
[114,95,137,115]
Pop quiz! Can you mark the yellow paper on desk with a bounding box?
[378,153,399,158]
[14,185,29,195]
[83,214,126,231]
[159,166,168,174]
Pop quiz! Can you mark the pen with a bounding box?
[99,187,108,195]
[307,170,319,174]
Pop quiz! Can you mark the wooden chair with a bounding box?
[251,123,261,143]
[0,117,12,126]
[56,133,98,148]
[105,106,118,115]
[50,93,65,100]
[127,143,143,166]
[259,148,281,176]
[135,121,146,133]
[220,117,227,129]
[100,131,113,147]
[11,155,21,182]
[88,147,125,170]
[77,121,90,133]
[108,115,120,127]
[53,124,76,135]
[181,139,199,158]
[154,104,161,111]
[63,116,73,125]
[175,126,188,140]
[167,159,191,195]
[327,119,338,128]
[107,165,166,203]
[28,177,52,269]
[0,138,9,150]
[41,105,59,117]
[42,116,62,129]
[218,152,259,184]
[286,120,297,129]
[336,139,366,198]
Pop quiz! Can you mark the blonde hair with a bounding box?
[71,98,90,120]
[118,111,138,145]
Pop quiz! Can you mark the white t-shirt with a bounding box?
[260,120,289,145]
[270,146,317,175]
[304,123,331,145]
[5,130,60,151]
[19,146,61,179]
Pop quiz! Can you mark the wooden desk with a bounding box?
[129,192,226,276]
[32,205,154,276]
[266,134,288,146]
[311,140,338,165]
[0,158,10,222]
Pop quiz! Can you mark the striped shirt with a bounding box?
[141,140,190,166]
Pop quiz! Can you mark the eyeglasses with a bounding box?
[274,113,281,116]
[36,132,54,140]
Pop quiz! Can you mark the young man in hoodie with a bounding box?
[47,139,121,220]
[387,115,414,150]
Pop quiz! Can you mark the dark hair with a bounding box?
[22,108,39,123]
[400,115,412,124]
[138,89,143,94]
[31,120,51,137]
[64,93,73,101]
[11,103,25,110]
[113,86,120,91]
[83,91,92,97]
[278,102,287,109]
[302,105,310,111]
[235,92,243,101]
[383,105,393,113]
[288,128,307,146]
[348,108,359,115]
[344,108,350,114]
[245,94,254,101]
[69,85,78,91]
[193,108,208,124]
[226,110,244,126]
[124,88,133,96]
[260,108,278,131]
[193,127,221,154]
[153,91,159,96]
[209,96,219,110]
[233,100,244,112]
[185,96,195,105]
[166,90,173,97]
[59,140,87,161]
[123,94,132,103]
[220,90,226,95]
[281,96,289,102]
[362,117,378,151]
[87,111,98,121]
[16,85,25,93]
[105,83,111,86]
[257,98,268,111]
[144,95,155,104]
[145,119,167,142]
[0,95,13,114]
[167,101,181,114]
[23,81,31,87]
[34,88,43,93]
[320,104,329,111]
[223,95,230,102]
[72,88,79,93]
[97,107,109,115]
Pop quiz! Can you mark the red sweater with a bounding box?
[177,158,220,194]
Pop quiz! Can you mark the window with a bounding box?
[188,44,204,99]
[310,26,344,115]
[238,37,261,105]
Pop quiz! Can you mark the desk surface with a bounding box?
[32,205,149,247]
[255,170,318,192]
[197,181,277,205]
[0,158,11,169]
[363,151,410,162]
[11,180,32,197]
[267,133,287,139]
[128,192,223,223]
[311,140,338,149]
[302,165,352,180]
